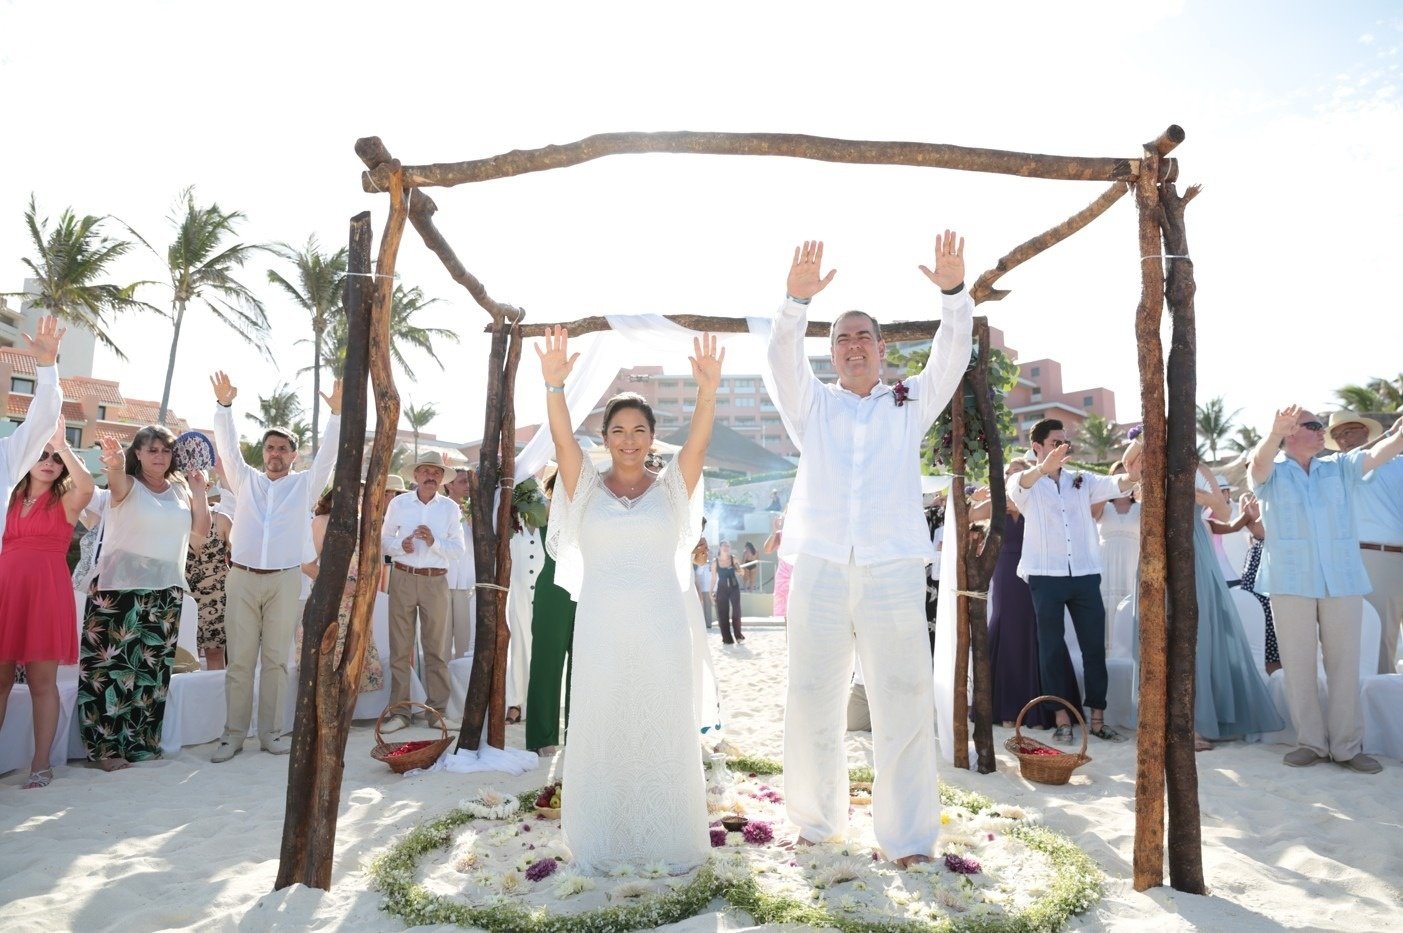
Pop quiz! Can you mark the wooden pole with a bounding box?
[965,320,1002,773]
[486,323,524,749]
[361,130,1144,192]
[1131,144,1169,893]
[275,210,375,890]
[1161,179,1207,894]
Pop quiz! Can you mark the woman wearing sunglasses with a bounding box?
[0,419,95,789]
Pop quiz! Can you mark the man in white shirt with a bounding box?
[769,233,971,869]
[0,317,64,553]
[444,468,478,659]
[380,450,467,732]
[209,371,341,762]
[1007,418,1138,745]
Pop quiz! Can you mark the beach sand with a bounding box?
[2,626,1400,931]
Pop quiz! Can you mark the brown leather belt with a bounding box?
[231,562,289,575]
[393,562,448,577]
[1360,542,1403,554]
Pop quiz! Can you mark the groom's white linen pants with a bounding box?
[784,552,939,859]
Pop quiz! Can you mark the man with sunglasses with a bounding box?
[1009,418,1140,745]
[1249,404,1403,773]
[0,317,64,555]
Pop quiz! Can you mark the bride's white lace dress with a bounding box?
[547,457,709,875]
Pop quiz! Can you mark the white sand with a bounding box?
[3,627,1401,931]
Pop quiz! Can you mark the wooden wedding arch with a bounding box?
[275,127,1206,899]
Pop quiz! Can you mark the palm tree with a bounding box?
[307,284,459,380]
[1195,396,1240,464]
[1226,424,1262,454]
[247,383,304,432]
[1335,376,1403,413]
[403,401,439,462]
[10,195,152,358]
[267,237,347,453]
[131,187,269,424]
[1076,413,1123,465]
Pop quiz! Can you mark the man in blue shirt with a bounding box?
[1249,405,1403,773]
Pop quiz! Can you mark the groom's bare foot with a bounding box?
[894,854,934,869]
[780,835,816,850]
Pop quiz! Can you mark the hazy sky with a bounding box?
[2,0,1399,444]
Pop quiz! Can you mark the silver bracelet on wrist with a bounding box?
[545,382,565,393]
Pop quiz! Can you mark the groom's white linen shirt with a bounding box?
[213,404,339,570]
[767,288,973,566]
[0,362,62,555]
[381,492,467,570]
[1006,469,1123,581]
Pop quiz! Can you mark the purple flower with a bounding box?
[525,858,559,882]
[1127,424,1143,441]
[944,853,982,875]
[742,820,774,844]
[893,380,911,407]
[520,823,532,832]
[1072,473,1084,490]
[710,827,728,848]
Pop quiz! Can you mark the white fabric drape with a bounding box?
[932,515,963,765]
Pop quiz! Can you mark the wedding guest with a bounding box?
[1225,492,1282,674]
[1249,405,1403,773]
[739,540,760,591]
[70,487,110,595]
[0,317,64,551]
[210,370,341,762]
[1325,410,1403,674]
[977,458,1081,728]
[0,419,94,789]
[711,541,744,644]
[505,481,548,725]
[379,449,466,733]
[525,470,577,755]
[763,513,792,621]
[1008,419,1139,744]
[692,517,714,629]
[445,468,478,659]
[770,233,971,868]
[185,468,233,671]
[80,428,210,770]
[1092,460,1140,643]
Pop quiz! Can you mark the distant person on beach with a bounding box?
[768,233,971,869]
[1249,404,1403,774]
[209,370,341,762]
[711,541,744,644]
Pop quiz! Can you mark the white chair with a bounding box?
[1109,594,1136,660]
[1360,674,1403,762]
[160,595,226,756]
[1063,611,1135,730]
[0,681,79,775]
[1220,527,1251,581]
[1230,587,1269,671]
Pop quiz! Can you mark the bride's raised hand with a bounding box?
[689,333,725,394]
[534,325,580,389]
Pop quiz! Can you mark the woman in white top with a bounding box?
[1092,460,1140,649]
[78,426,209,771]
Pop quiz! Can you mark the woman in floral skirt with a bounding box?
[79,427,209,770]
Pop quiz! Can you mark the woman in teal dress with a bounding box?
[525,471,577,754]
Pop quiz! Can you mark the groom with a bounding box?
[769,233,973,867]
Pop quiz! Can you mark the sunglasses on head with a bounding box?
[1299,421,1326,432]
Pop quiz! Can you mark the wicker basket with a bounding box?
[1004,695,1091,785]
[371,701,454,774]
[849,781,873,805]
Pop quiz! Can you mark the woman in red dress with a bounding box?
[0,420,94,788]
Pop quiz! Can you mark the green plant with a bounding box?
[890,345,1018,484]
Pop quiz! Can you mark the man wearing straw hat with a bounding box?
[209,371,341,762]
[379,449,466,733]
[1324,410,1403,674]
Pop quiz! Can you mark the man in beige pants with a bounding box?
[210,371,340,762]
[1249,405,1403,774]
[380,450,466,732]
[444,468,477,659]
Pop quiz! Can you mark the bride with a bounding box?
[536,326,723,875]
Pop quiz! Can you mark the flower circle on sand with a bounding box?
[370,758,1102,931]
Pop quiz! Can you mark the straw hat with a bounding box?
[1323,411,1383,451]
[413,449,448,471]
[384,474,407,493]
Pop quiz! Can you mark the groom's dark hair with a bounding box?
[1030,419,1064,445]
[602,392,656,434]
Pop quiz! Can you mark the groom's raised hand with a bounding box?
[918,229,966,292]
[786,240,836,301]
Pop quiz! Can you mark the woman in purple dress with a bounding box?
[980,459,1082,728]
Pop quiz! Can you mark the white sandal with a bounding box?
[22,768,53,789]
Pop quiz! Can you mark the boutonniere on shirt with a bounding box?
[893,379,911,407]
[511,479,549,534]
[459,498,473,524]
[1072,473,1084,490]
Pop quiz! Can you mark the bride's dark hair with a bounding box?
[601,392,656,434]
